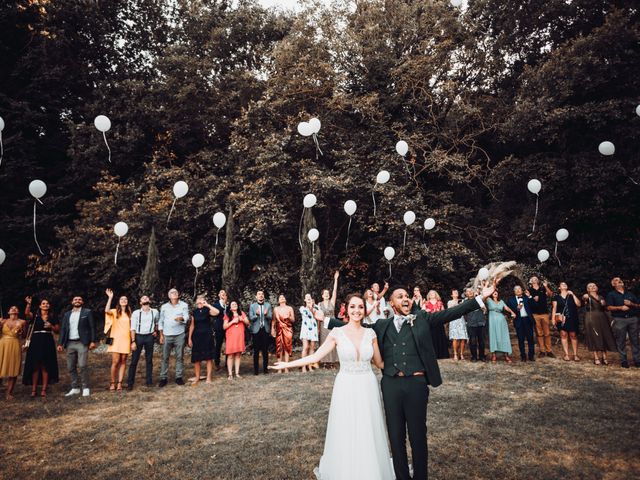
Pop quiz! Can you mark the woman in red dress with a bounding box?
[272,294,295,373]
[223,301,249,380]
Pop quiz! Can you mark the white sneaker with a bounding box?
[65,388,81,397]
[82,388,90,397]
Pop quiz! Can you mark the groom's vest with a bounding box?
[382,323,425,377]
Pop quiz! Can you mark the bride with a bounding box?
[270,293,395,479]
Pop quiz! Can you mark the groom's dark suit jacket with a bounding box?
[329,299,481,387]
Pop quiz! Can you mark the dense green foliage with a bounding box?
[1,0,638,311]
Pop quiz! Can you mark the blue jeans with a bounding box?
[612,316,639,363]
[160,332,185,380]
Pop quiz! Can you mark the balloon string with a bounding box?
[103,131,111,163]
[298,208,304,249]
[312,133,323,158]
[402,227,407,255]
[0,131,3,167]
[554,241,561,267]
[193,267,199,298]
[372,188,377,217]
[214,229,220,263]
[385,262,391,281]
[346,217,352,250]
[527,195,539,238]
[114,237,120,265]
[311,242,316,268]
[166,198,177,226]
[33,201,44,255]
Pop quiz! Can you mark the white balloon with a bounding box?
[297,122,313,137]
[308,117,321,134]
[478,267,490,280]
[403,210,416,225]
[94,115,111,132]
[173,181,188,199]
[527,179,542,195]
[28,180,47,199]
[213,212,226,229]
[537,249,550,263]
[0,116,4,131]
[395,140,409,156]
[636,105,640,117]
[303,193,317,208]
[114,221,128,237]
[0,248,5,265]
[556,228,569,242]
[384,246,395,261]
[307,228,319,242]
[423,218,436,230]
[344,200,357,216]
[192,253,205,268]
[376,170,390,184]
[450,0,462,6]
[598,141,615,156]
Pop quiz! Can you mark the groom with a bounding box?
[330,282,495,479]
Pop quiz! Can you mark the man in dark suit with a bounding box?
[248,290,273,375]
[57,295,96,397]
[506,285,536,362]
[212,289,229,371]
[329,281,496,480]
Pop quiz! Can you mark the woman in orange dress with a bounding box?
[272,294,295,373]
[104,289,132,391]
[0,306,27,400]
[224,301,249,380]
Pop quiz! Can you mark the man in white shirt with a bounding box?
[158,288,190,387]
[126,295,159,390]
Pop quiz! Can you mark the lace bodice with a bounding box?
[332,327,375,375]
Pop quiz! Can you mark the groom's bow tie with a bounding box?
[394,314,416,332]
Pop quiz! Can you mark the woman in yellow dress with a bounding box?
[104,289,132,391]
[0,306,27,400]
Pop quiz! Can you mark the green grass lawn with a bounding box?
[1,345,638,480]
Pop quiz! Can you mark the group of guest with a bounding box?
[1,274,639,399]
[405,276,640,368]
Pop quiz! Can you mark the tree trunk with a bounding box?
[300,208,321,299]
[222,205,241,300]
[140,226,160,300]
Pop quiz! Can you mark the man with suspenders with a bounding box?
[126,295,159,390]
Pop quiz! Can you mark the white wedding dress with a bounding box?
[314,327,395,480]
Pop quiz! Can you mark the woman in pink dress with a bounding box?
[223,301,249,380]
[425,290,449,359]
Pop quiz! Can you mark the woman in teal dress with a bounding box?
[487,290,516,363]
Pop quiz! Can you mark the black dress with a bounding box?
[553,294,579,333]
[23,312,59,385]
[191,307,214,363]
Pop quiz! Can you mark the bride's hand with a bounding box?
[268,362,289,370]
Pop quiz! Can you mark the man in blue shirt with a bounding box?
[606,277,640,368]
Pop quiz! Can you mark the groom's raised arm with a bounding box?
[425,298,484,327]
[327,318,375,329]
[327,318,347,329]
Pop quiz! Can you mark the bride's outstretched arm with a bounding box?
[371,338,384,369]
[269,335,338,370]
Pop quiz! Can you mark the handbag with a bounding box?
[105,326,114,345]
